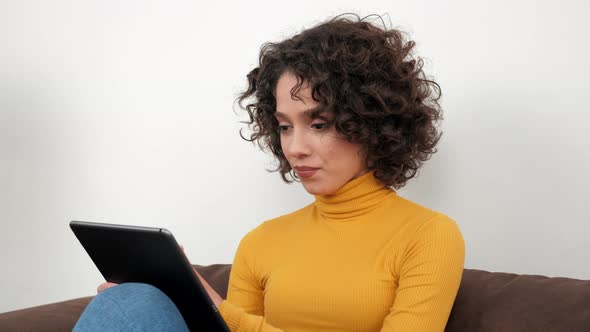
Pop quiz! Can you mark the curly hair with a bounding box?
[236,13,443,190]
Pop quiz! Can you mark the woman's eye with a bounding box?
[311,123,328,130]
[278,123,329,132]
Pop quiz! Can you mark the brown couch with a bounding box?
[1,265,589,331]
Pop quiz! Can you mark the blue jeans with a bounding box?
[73,282,190,331]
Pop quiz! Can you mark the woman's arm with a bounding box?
[380,216,466,331]
[191,267,283,331]
[198,230,285,332]
[192,268,224,307]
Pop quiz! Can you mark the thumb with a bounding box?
[97,282,118,294]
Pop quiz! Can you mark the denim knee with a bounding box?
[73,282,190,332]
[101,282,171,306]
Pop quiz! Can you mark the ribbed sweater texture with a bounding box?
[218,170,465,331]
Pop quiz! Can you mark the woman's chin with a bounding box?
[302,182,333,196]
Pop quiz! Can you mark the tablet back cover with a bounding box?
[70,220,230,332]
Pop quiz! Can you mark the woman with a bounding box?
[75,13,465,332]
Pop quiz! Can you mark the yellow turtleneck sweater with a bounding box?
[218,170,465,331]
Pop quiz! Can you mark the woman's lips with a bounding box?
[296,169,318,178]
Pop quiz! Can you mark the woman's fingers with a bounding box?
[97,282,118,294]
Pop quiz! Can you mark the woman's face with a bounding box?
[274,71,368,196]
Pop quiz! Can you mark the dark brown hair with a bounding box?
[236,13,443,190]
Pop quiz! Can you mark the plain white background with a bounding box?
[1,0,589,313]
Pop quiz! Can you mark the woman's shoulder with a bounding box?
[240,203,314,241]
[398,200,464,253]
[387,194,464,242]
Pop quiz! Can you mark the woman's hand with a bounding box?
[97,281,118,293]
[181,245,224,308]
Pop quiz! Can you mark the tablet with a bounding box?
[70,220,230,332]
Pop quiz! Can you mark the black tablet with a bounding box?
[70,220,230,332]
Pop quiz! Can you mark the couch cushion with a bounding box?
[0,264,228,332]
[446,268,590,331]
[2,265,590,332]
[0,296,93,332]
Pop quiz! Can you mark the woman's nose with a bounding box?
[285,128,312,158]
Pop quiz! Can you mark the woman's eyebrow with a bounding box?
[274,108,330,120]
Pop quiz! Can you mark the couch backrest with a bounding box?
[193,265,590,332]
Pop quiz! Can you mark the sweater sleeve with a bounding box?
[380,215,466,332]
[218,226,284,332]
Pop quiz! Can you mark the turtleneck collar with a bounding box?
[313,169,395,221]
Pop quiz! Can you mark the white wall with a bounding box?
[1,0,589,313]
